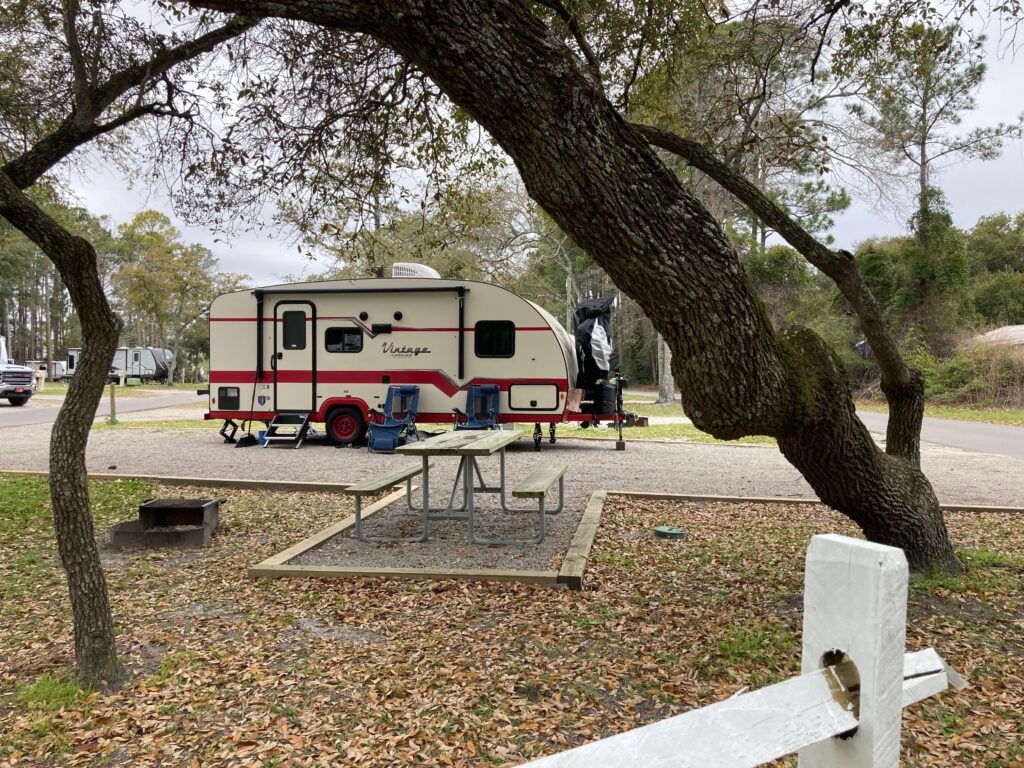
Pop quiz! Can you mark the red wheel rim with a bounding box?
[331,412,358,442]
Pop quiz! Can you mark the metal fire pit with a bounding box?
[109,498,220,549]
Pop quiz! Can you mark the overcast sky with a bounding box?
[68,32,1024,287]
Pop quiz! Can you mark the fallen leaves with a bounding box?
[1,478,1021,766]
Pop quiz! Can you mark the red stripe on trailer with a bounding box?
[208,370,567,397]
[206,410,618,426]
[210,317,553,333]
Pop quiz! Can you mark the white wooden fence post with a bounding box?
[798,534,908,768]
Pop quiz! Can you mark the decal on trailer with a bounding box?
[381,342,432,357]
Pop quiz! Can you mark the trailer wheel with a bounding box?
[327,407,365,446]
[7,396,29,406]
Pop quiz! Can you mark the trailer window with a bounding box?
[282,311,306,350]
[325,326,363,353]
[474,320,515,358]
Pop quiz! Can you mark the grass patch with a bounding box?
[713,625,793,669]
[15,672,88,713]
[621,394,658,404]
[911,548,1022,594]
[561,422,775,445]
[857,401,1024,427]
[93,418,218,430]
[624,401,685,417]
[38,381,204,398]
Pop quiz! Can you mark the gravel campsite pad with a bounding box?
[289,447,594,572]
[2,474,1022,767]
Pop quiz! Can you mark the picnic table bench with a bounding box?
[343,462,430,543]
[508,465,567,544]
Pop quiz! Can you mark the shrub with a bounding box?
[930,344,1024,406]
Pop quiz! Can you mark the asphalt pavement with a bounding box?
[0,389,202,428]
[628,391,1023,460]
[855,409,1024,460]
[4,388,1022,459]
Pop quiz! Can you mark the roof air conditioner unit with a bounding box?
[391,262,441,279]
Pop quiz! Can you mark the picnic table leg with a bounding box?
[538,491,545,543]
[413,455,430,542]
[422,456,430,526]
[355,495,364,542]
[465,452,477,541]
[498,447,525,513]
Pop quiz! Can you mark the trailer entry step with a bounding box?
[263,412,312,448]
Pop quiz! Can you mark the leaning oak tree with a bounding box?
[183,0,961,572]
[0,2,254,685]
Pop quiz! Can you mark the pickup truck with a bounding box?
[0,335,37,406]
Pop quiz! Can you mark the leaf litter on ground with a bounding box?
[0,475,1021,766]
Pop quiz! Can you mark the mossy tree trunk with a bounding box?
[190,0,959,573]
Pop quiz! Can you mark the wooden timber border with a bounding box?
[248,484,561,586]
[247,486,610,589]
[604,489,1024,516]
[556,490,606,590]
[2,470,352,493]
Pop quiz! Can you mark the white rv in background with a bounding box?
[66,346,174,382]
[205,266,632,446]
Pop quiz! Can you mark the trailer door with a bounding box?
[273,301,316,412]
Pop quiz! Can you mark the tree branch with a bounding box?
[533,0,602,83]
[2,16,256,190]
[632,120,926,463]
[61,0,92,119]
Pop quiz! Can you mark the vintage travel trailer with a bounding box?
[206,267,631,446]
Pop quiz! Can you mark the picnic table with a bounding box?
[393,429,564,545]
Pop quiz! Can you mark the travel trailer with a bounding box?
[206,267,633,447]
[66,346,174,382]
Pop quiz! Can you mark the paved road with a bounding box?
[856,409,1024,460]
[0,390,202,428]
[627,390,1024,459]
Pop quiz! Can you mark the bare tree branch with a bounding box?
[61,0,92,118]
[2,16,256,190]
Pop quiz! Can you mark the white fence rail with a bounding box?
[521,535,963,768]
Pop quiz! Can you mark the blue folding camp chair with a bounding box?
[367,385,420,453]
[453,384,500,430]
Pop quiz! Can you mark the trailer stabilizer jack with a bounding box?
[219,419,239,444]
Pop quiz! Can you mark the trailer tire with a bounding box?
[326,407,365,446]
[7,396,29,406]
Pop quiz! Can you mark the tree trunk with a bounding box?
[0,171,123,685]
[189,0,960,572]
[655,334,675,404]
